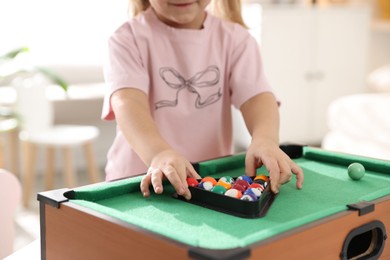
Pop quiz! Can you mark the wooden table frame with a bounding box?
[38,188,389,260]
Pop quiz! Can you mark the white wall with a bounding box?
[0,0,128,65]
[369,28,390,71]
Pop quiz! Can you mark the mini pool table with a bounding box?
[38,145,390,260]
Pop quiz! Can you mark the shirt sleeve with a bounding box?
[101,22,150,121]
[229,26,275,109]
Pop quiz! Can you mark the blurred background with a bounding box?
[0,0,389,258]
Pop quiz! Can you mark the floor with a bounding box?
[11,168,106,254]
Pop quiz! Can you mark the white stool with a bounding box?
[14,74,101,207]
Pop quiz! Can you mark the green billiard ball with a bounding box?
[211,185,227,195]
[348,163,365,180]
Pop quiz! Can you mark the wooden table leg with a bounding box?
[8,128,19,176]
[63,147,76,188]
[21,141,37,208]
[44,146,55,190]
[83,142,100,184]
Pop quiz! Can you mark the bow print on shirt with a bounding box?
[155,65,221,110]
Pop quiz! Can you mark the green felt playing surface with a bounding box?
[69,147,390,250]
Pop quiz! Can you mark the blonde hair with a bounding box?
[128,0,246,27]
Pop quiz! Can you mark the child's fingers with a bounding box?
[186,162,201,179]
[277,158,292,184]
[245,155,257,177]
[269,171,281,194]
[291,163,304,189]
[150,168,164,194]
[140,173,152,197]
[265,159,280,194]
[162,165,190,200]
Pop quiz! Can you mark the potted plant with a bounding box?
[0,47,69,118]
[0,47,68,91]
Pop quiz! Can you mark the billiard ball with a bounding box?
[198,181,214,191]
[240,193,257,201]
[232,183,246,194]
[236,175,253,184]
[254,175,269,187]
[224,188,242,199]
[200,176,217,186]
[254,174,268,182]
[249,183,264,192]
[244,188,261,198]
[211,185,227,195]
[235,180,250,190]
[348,163,365,180]
[254,178,267,187]
[217,179,232,190]
[219,176,235,185]
[201,176,217,186]
[186,177,199,187]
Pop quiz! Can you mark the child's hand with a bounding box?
[140,149,201,200]
[245,140,304,194]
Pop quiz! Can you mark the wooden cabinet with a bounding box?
[260,5,371,144]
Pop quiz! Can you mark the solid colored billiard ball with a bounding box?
[240,193,257,201]
[186,177,199,187]
[201,176,217,186]
[224,188,242,199]
[232,183,246,194]
[198,181,214,191]
[348,163,365,180]
[236,175,253,184]
[235,180,250,190]
[211,185,227,195]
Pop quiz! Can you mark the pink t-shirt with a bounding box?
[102,8,273,181]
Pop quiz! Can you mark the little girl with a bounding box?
[102,0,304,200]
